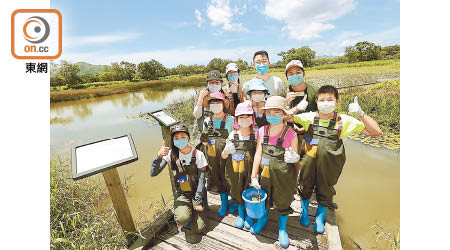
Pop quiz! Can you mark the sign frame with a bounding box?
[148,109,179,127]
[71,133,138,180]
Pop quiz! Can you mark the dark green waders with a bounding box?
[227,132,256,205]
[171,149,207,233]
[298,112,346,207]
[200,114,231,194]
[260,125,297,215]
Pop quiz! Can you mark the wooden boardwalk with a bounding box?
[131,193,342,250]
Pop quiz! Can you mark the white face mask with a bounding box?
[208,84,222,93]
[317,101,336,114]
[229,85,238,93]
[238,117,252,128]
[210,103,223,114]
[252,94,265,103]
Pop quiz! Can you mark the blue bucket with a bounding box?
[242,188,267,219]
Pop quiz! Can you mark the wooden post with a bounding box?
[161,126,176,194]
[102,168,136,233]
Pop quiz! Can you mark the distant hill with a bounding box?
[51,62,111,76]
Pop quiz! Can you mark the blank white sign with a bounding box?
[75,136,134,174]
[153,111,177,126]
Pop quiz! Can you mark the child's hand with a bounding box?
[348,96,364,117]
[296,94,308,111]
[158,141,170,158]
[223,140,236,154]
[194,204,204,211]
[284,147,300,163]
[250,177,261,189]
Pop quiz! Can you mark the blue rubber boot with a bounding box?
[235,204,245,228]
[229,198,238,214]
[278,213,289,248]
[250,209,269,234]
[314,204,328,234]
[300,198,310,227]
[244,214,254,229]
[218,192,228,216]
[185,221,190,227]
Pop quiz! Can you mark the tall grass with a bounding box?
[50,157,128,249]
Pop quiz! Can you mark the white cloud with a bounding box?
[263,0,356,41]
[63,32,142,48]
[206,0,247,31]
[311,26,400,56]
[58,46,283,68]
[195,9,205,27]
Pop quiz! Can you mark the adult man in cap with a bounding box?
[242,50,286,100]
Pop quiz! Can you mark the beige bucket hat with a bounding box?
[261,96,293,115]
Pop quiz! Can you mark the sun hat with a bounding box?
[261,96,293,115]
[203,92,230,111]
[170,124,190,137]
[246,78,269,96]
[235,101,254,116]
[225,63,239,74]
[206,70,223,82]
[233,101,255,130]
[285,60,304,75]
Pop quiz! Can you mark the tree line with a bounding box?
[51,41,399,88]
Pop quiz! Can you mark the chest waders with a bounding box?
[227,132,256,205]
[260,125,297,215]
[298,112,346,207]
[201,114,231,194]
[170,149,207,234]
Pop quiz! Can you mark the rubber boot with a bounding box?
[229,198,238,214]
[244,214,254,229]
[300,198,310,227]
[218,192,228,216]
[185,221,190,227]
[250,209,269,234]
[278,213,289,248]
[314,204,328,234]
[235,204,245,228]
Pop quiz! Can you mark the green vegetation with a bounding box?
[50,76,205,102]
[336,80,400,151]
[50,157,128,249]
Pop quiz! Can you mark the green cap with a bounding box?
[206,70,223,82]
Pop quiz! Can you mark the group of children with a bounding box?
[150,50,382,248]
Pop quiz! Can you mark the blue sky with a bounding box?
[52,0,399,68]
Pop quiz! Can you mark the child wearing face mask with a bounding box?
[200,92,235,217]
[245,78,270,131]
[249,96,299,248]
[224,63,245,115]
[194,70,229,132]
[150,124,209,234]
[221,101,257,229]
[287,85,382,234]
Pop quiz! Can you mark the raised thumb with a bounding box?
[354,96,359,104]
[303,94,307,101]
[162,140,166,147]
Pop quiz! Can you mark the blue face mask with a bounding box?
[173,139,189,149]
[288,74,303,86]
[266,115,282,125]
[227,73,238,83]
[255,63,269,74]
